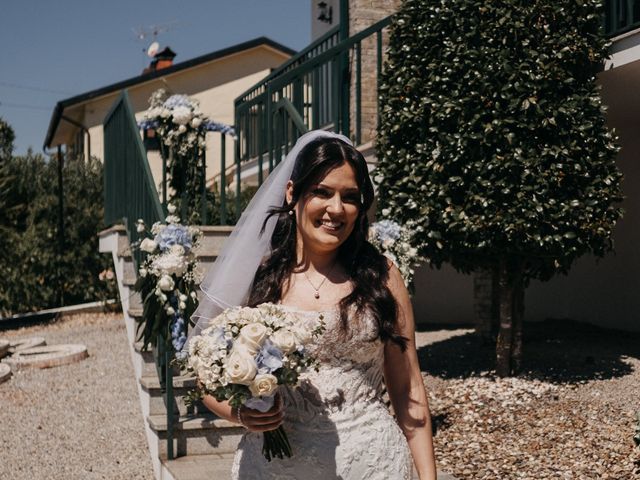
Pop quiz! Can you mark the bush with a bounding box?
[0,147,116,316]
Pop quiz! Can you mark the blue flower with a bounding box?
[373,220,401,242]
[206,327,229,348]
[245,395,275,413]
[163,94,192,110]
[255,340,283,374]
[154,224,193,251]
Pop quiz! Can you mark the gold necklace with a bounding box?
[301,263,336,299]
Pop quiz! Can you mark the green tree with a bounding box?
[0,117,15,161]
[376,0,624,376]
[0,146,114,316]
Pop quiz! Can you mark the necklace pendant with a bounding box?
[314,291,320,299]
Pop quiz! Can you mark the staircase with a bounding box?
[99,224,244,480]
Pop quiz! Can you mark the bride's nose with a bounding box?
[325,193,345,214]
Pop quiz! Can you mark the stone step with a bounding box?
[159,452,457,480]
[148,413,244,457]
[141,374,209,416]
[161,453,235,480]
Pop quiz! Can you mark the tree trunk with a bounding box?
[511,274,525,374]
[473,267,495,344]
[495,259,514,377]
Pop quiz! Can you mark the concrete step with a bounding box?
[148,413,244,457]
[159,452,457,480]
[161,452,235,480]
[141,374,209,416]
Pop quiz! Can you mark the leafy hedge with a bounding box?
[0,118,115,316]
[375,0,623,281]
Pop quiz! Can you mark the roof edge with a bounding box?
[44,36,296,149]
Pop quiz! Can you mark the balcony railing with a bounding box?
[605,0,640,37]
[233,15,393,212]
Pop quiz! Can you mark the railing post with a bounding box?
[235,109,242,218]
[377,30,383,130]
[164,340,175,460]
[220,134,227,225]
[200,145,207,225]
[355,41,362,145]
[339,0,350,136]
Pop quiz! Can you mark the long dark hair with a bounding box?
[248,137,407,350]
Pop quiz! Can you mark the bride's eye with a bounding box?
[311,187,330,198]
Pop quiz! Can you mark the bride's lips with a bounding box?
[315,219,344,233]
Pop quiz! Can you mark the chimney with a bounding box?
[142,46,177,74]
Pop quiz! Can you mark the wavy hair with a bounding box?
[247,137,407,350]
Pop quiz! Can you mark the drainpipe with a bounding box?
[339,0,350,136]
[57,144,65,307]
[60,115,91,161]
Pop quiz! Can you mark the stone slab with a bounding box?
[0,363,10,383]
[2,344,88,370]
[8,336,46,354]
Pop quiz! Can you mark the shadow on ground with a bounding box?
[417,319,640,383]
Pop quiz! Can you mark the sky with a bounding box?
[0,0,311,156]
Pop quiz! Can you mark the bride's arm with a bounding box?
[383,263,437,480]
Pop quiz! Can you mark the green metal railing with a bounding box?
[104,90,180,459]
[104,90,165,249]
[233,15,392,213]
[605,0,640,37]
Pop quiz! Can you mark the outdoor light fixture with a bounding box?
[317,2,333,24]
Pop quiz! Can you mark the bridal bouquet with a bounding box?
[133,206,202,352]
[185,303,325,461]
[369,219,424,288]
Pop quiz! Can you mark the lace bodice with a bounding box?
[278,305,386,423]
[231,306,412,480]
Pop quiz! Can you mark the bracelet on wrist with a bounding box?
[236,406,247,428]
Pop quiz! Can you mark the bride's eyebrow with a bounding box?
[315,183,360,193]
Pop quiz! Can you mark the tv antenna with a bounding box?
[132,21,180,56]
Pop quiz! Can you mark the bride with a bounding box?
[190,130,437,479]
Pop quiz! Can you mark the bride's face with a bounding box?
[287,161,361,256]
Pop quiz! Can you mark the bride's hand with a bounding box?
[237,394,284,432]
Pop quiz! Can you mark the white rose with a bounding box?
[178,124,187,134]
[191,116,202,128]
[166,306,175,315]
[271,329,297,354]
[172,106,193,125]
[167,204,177,214]
[179,294,188,302]
[158,274,175,292]
[139,268,148,278]
[160,108,171,118]
[170,244,185,256]
[224,350,258,385]
[140,238,157,253]
[249,373,278,397]
[179,301,187,310]
[237,323,268,354]
[152,252,187,276]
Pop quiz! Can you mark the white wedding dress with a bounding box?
[231,305,413,479]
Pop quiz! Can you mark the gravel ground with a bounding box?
[1,313,638,480]
[0,312,153,480]
[416,320,640,479]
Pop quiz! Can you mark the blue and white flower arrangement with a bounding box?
[369,219,425,288]
[138,88,235,158]
[186,303,325,461]
[133,205,202,352]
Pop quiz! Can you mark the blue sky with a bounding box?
[0,0,310,155]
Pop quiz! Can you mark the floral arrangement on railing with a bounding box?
[133,204,203,353]
[138,89,236,222]
[368,219,425,288]
[138,88,235,158]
